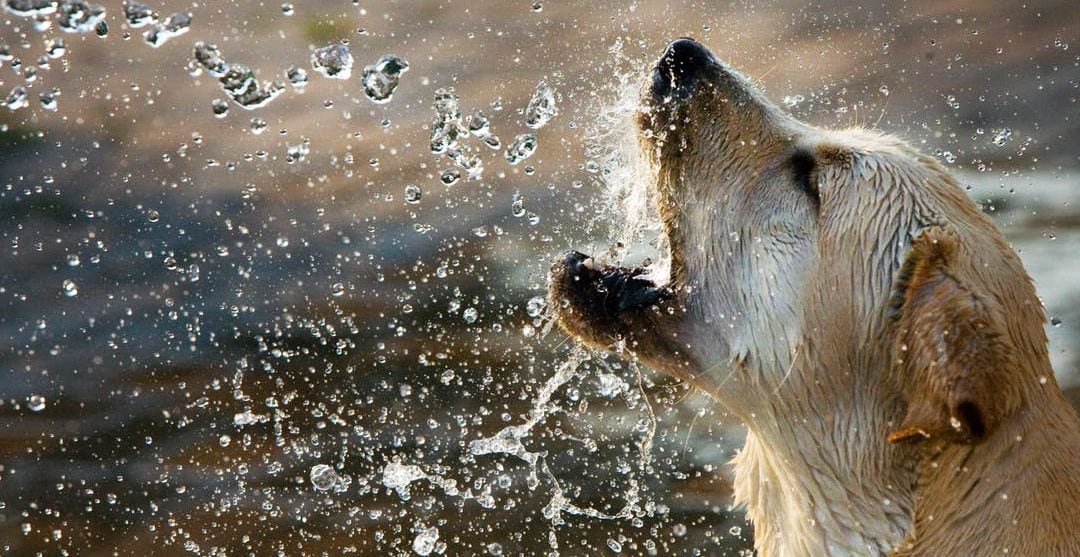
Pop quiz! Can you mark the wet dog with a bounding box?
[550,38,1080,556]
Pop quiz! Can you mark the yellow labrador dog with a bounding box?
[550,38,1080,556]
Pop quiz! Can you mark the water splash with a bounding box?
[583,42,665,276]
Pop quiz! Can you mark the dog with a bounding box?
[549,38,1080,556]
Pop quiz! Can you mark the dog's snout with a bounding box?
[652,37,716,99]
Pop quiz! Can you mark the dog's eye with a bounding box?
[790,150,819,209]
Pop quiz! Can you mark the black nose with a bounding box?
[652,38,716,99]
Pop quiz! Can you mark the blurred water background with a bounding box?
[0,1,1077,555]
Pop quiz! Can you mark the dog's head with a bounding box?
[550,39,1051,444]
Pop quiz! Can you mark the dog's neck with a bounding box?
[726,376,915,557]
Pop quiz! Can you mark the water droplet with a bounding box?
[38,88,59,111]
[286,142,309,162]
[361,54,408,103]
[412,526,439,556]
[280,2,293,16]
[505,133,537,165]
[61,279,78,297]
[122,0,156,28]
[28,394,46,412]
[250,117,267,134]
[463,307,479,324]
[439,168,460,186]
[5,86,29,111]
[311,43,353,79]
[211,98,229,118]
[525,82,557,129]
[144,12,191,48]
[56,1,107,34]
[991,128,1012,146]
[4,0,59,17]
[330,282,346,297]
[309,464,338,491]
[44,37,65,58]
[526,295,546,317]
[286,65,308,88]
[403,184,422,204]
[511,192,526,217]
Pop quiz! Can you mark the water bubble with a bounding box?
[144,12,191,47]
[531,2,542,12]
[487,542,504,556]
[505,133,537,165]
[61,279,78,297]
[463,307,479,324]
[412,526,439,556]
[524,82,557,129]
[311,43,353,79]
[280,2,293,16]
[606,539,622,553]
[361,54,408,103]
[28,394,46,412]
[878,85,889,96]
[330,282,346,297]
[729,525,743,537]
[309,464,338,491]
[403,184,422,204]
[122,0,155,28]
[250,117,267,134]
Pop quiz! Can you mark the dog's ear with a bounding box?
[887,226,1013,445]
